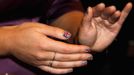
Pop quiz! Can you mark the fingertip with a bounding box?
[93,3,105,17]
[116,10,121,13]
[97,3,106,11]
[82,45,91,52]
[85,48,91,53]
[66,69,73,74]
[87,7,92,13]
[88,54,93,60]
[56,69,73,74]
[109,6,116,11]
[63,31,72,39]
[127,2,133,7]
[84,7,93,21]
[123,2,133,13]
[98,3,105,8]
[115,10,121,16]
[127,2,133,10]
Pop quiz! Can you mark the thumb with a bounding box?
[39,23,71,40]
[83,7,93,26]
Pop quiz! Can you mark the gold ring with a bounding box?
[49,52,56,67]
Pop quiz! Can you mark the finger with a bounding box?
[116,2,133,25]
[42,37,91,53]
[93,3,105,17]
[43,25,71,40]
[108,10,121,24]
[82,7,93,28]
[52,61,87,68]
[33,51,55,61]
[38,66,73,74]
[101,6,116,20]
[39,61,87,68]
[33,22,72,40]
[83,7,93,26]
[34,51,93,61]
[55,53,93,61]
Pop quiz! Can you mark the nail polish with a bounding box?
[63,32,71,39]
[88,55,93,60]
[68,69,73,73]
[66,69,73,74]
[82,61,87,66]
[86,49,91,52]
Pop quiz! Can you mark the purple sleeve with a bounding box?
[40,0,84,24]
[0,18,39,26]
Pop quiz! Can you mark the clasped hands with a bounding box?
[0,2,132,74]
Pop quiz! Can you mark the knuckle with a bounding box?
[28,27,40,32]
[35,52,45,60]
[38,41,47,49]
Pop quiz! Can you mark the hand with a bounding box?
[0,22,93,74]
[78,2,132,52]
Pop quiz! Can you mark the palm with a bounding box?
[88,16,120,51]
[79,3,132,52]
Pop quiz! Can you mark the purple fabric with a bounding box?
[0,17,39,26]
[0,58,35,75]
[0,0,83,75]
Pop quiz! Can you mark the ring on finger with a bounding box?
[49,52,57,67]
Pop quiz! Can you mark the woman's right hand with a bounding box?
[0,22,93,74]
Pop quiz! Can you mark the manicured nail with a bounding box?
[88,55,93,60]
[63,32,71,39]
[67,69,73,73]
[86,49,91,52]
[81,61,88,66]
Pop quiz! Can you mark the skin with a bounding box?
[0,22,92,74]
[79,2,133,52]
[52,2,133,52]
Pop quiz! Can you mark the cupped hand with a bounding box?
[0,22,93,74]
[79,2,132,52]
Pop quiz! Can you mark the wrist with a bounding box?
[0,26,16,56]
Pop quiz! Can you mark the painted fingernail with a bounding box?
[86,49,91,52]
[88,55,93,60]
[67,69,73,73]
[81,61,88,66]
[63,32,71,39]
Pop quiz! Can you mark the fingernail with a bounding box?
[81,61,88,66]
[86,49,91,52]
[63,32,71,39]
[88,55,93,60]
[68,69,73,73]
